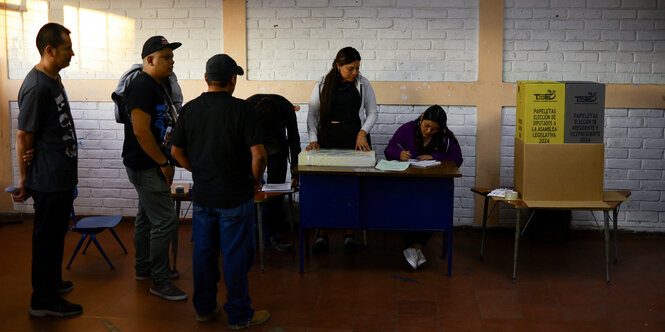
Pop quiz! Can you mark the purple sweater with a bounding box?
[384,120,463,167]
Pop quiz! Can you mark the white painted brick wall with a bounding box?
[247,0,478,82]
[500,106,665,231]
[504,1,665,83]
[7,0,222,80]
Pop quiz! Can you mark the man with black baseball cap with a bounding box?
[122,35,186,301]
[204,53,244,81]
[141,35,182,59]
[171,54,270,328]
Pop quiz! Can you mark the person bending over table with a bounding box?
[306,46,378,254]
[247,94,301,253]
[384,105,463,269]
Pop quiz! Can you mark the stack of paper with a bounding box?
[298,149,376,167]
[375,160,410,171]
[261,183,293,192]
[487,188,518,198]
[407,159,441,168]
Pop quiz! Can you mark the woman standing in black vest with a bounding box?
[306,47,378,253]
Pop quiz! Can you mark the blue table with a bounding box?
[295,162,462,275]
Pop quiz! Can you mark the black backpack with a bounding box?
[111,91,131,124]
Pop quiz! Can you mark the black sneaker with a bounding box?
[29,298,83,317]
[344,235,358,253]
[311,236,329,254]
[270,236,293,253]
[57,281,74,294]
[136,270,180,281]
[149,282,187,301]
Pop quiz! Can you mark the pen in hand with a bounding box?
[397,143,411,161]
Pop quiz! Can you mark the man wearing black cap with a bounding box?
[170,54,270,329]
[122,35,186,301]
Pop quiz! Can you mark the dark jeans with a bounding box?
[29,188,75,307]
[265,151,288,234]
[192,200,255,325]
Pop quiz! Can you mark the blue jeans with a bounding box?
[192,199,255,325]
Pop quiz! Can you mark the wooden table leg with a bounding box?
[480,195,489,259]
[299,226,305,273]
[172,200,181,273]
[613,206,619,263]
[604,210,611,284]
[446,230,453,276]
[513,208,522,283]
[288,192,296,256]
[256,202,265,273]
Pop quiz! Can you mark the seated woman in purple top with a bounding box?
[385,105,463,165]
[384,105,463,269]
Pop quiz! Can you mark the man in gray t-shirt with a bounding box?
[13,22,82,318]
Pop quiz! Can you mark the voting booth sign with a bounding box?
[563,81,606,144]
[516,81,566,144]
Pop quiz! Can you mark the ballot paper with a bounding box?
[487,188,518,198]
[407,159,441,168]
[375,159,410,171]
[261,183,293,192]
[298,149,376,167]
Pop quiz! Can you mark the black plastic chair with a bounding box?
[66,188,128,269]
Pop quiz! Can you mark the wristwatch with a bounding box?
[159,159,170,167]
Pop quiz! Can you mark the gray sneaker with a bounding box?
[149,282,187,301]
[270,236,293,253]
[136,270,180,281]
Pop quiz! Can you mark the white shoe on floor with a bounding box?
[403,248,419,270]
[416,249,427,268]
